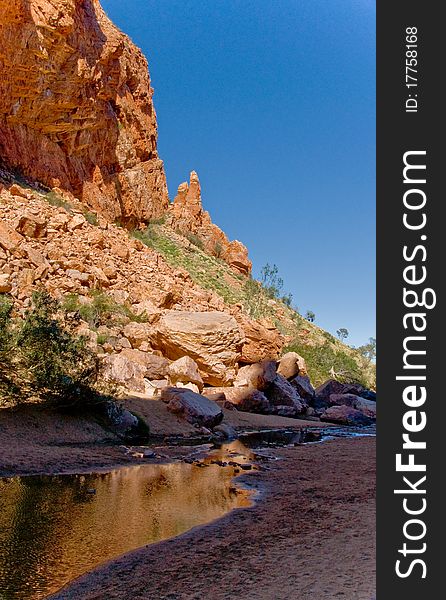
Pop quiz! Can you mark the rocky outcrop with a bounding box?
[0,0,169,225]
[151,310,244,386]
[167,172,252,276]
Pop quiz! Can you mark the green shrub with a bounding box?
[185,232,204,250]
[148,215,166,226]
[96,333,108,345]
[0,295,18,400]
[84,211,99,226]
[284,339,368,388]
[45,191,72,212]
[131,226,158,249]
[214,241,223,258]
[1,292,106,408]
[61,291,147,328]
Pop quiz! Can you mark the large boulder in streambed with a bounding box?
[204,386,271,414]
[168,356,204,391]
[151,311,244,386]
[161,387,223,428]
[290,375,315,404]
[320,405,374,426]
[120,349,170,380]
[237,316,284,364]
[316,379,376,408]
[266,374,305,415]
[102,353,146,392]
[329,394,376,419]
[314,379,347,408]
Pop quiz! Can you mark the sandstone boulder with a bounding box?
[238,317,284,364]
[0,222,23,253]
[102,354,146,393]
[320,405,374,426]
[277,352,308,379]
[205,387,271,414]
[0,273,12,293]
[16,213,47,238]
[168,356,204,391]
[131,299,161,323]
[315,379,347,401]
[329,394,376,419]
[120,348,170,380]
[234,360,276,391]
[266,374,305,415]
[123,322,152,349]
[314,379,348,409]
[161,387,223,428]
[290,375,315,404]
[151,311,244,386]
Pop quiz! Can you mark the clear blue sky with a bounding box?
[102,0,376,348]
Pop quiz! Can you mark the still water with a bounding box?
[0,451,252,599]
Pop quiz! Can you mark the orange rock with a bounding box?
[0,222,24,253]
[16,213,47,238]
[237,315,285,364]
[0,273,12,293]
[0,0,169,225]
[167,171,252,276]
[151,310,244,386]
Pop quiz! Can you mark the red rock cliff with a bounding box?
[0,0,169,225]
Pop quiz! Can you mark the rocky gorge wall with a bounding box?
[0,0,169,226]
[0,0,251,275]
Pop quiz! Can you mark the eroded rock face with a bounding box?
[167,172,252,276]
[0,0,169,225]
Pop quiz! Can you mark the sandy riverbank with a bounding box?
[47,437,376,600]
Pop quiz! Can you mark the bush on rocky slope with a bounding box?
[284,339,370,388]
[0,292,107,408]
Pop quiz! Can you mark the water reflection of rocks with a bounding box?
[0,460,252,599]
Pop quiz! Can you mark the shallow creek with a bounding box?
[0,427,374,599]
